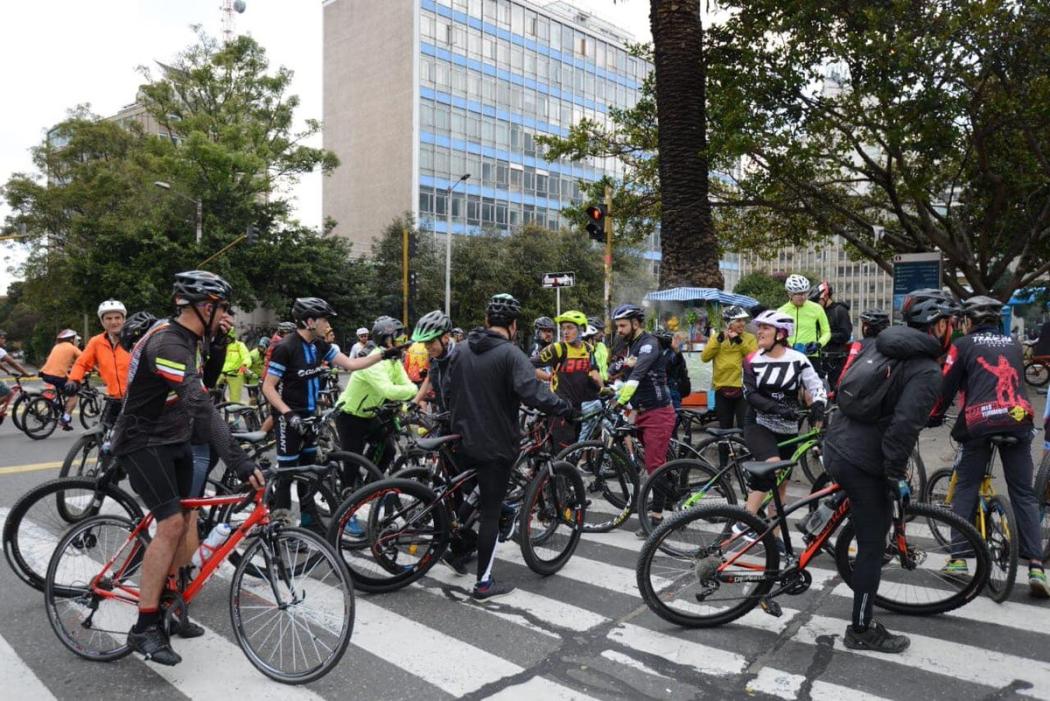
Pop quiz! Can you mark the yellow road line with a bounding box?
[0,461,63,475]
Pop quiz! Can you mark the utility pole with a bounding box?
[603,185,614,335]
[402,225,410,326]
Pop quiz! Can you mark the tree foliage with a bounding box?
[732,271,787,310]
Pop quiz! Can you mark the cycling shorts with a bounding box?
[39,373,68,394]
[743,421,797,462]
[121,443,195,521]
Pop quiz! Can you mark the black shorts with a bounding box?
[276,412,316,466]
[120,443,195,521]
[743,422,797,462]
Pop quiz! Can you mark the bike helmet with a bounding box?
[752,310,795,343]
[654,328,674,349]
[533,316,556,331]
[451,327,465,338]
[372,316,405,345]
[784,274,811,294]
[487,293,522,326]
[356,327,369,337]
[554,310,588,328]
[291,297,337,323]
[900,293,952,328]
[120,311,158,351]
[257,336,270,350]
[173,270,232,305]
[809,280,832,302]
[97,299,127,320]
[859,308,890,336]
[722,305,749,322]
[582,324,599,338]
[56,329,78,341]
[412,310,453,342]
[612,303,644,321]
[587,316,603,328]
[961,295,1003,326]
[276,321,296,336]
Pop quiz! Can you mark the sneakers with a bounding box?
[128,624,182,666]
[342,515,365,538]
[472,577,515,601]
[174,616,205,639]
[843,620,910,654]
[60,419,73,431]
[941,558,969,576]
[1029,568,1050,599]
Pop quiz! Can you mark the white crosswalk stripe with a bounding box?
[0,630,57,700]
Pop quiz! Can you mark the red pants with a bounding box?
[635,405,676,475]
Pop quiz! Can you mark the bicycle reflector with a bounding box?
[585,205,606,243]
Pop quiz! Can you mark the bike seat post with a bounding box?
[767,479,793,555]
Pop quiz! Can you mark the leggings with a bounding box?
[470,459,513,584]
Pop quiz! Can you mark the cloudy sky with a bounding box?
[0,0,655,295]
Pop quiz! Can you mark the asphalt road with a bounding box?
[0,393,1048,700]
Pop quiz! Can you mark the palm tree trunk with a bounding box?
[650,0,723,288]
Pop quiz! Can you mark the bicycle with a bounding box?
[42,465,354,684]
[1036,449,1050,565]
[0,376,28,431]
[20,379,102,439]
[636,457,990,628]
[1024,354,1050,388]
[924,434,1021,602]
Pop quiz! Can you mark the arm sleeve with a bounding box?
[741,353,787,415]
[816,305,832,347]
[267,342,291,381]
[931,344,963,419]
[799,357,828,407]
[701,335,720,362]
[883,365,941,479]
[375,361,419,402]
[617,338,661,404]
[511,350,571,416]
[68,338,98,383]
[829,306,852,345]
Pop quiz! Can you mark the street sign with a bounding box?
[892,252,942,312]
[542,272,575,288]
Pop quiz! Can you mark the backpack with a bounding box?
[836,342,900,422]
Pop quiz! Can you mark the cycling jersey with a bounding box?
[616,331,671,411]
[534,341,600,408]
[403,341,429,383]
[777,300,832,349]
[337,349,417,417]
[222,339,251,376]
[68,333,130,398]
[742,346,826,434]
[40,342,82,378]
[267,332,339,413]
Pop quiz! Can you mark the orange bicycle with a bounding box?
[42,465,354,684]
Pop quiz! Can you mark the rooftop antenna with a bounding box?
[221,0,246,43]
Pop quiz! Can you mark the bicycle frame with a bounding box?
[943,444,1005,542]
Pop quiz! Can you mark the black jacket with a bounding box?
[825,325,942,480]
[446,328,571,464]
[664,349,692,398]
[825,301,853,353]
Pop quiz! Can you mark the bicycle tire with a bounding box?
[59,432,103,479]
[230,526,354,684]
[636,504,779,628]
[554,441,637,533]
[834,501,989,616]
[922,468,955,548]
[325,450,385,496]
[3,477,143,591]
[44,514,146,661]
[326,478,448,593]
[78,393,102,430]
[518,461,585,575]
[691,433,751,485]
[636,458,736,539]
[9,390,35,432]
[1036,452,1050,566]
[798,442,825,485]
[1024,360,1050,387]
[22,395,58,440]
[984,495,1019,603]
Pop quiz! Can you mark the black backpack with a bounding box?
[836,342,900,422]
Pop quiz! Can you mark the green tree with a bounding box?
[733,271,787,310]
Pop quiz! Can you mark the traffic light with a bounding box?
[585,204,606,243]
[245,224,259,244]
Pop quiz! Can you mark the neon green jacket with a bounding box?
[247,348,265,377]
[337,349,417,417]
[777,300,831,348]
[593,341,609,382]
[222,341,251,375]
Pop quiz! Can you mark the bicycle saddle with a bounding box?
[414,433,461,451]
[706,428,743,438]
[233,430,269,444]
[742,460,794,479]
[988,434,1020,447]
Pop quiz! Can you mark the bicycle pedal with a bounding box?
[759,597,782,617]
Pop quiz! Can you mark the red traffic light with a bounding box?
[585,205,604,221]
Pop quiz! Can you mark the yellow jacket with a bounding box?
[701,331,757,389]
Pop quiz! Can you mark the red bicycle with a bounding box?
[42,465,355,684]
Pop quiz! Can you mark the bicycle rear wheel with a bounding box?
[1036,453,1050,566]
[519,461,585,575]
[44,515,146,661]
[60,432,104,480]
[9,390,34,432]
[231,527,354,684]
[922,468,954,548]
[635,458,736,539]
[834,501,989,615]
[22,395,58,439]
[1024,360,1050,387]
[555,441,637,533]
[79,393,102,429]
[984,496,1019,602]
[3,477,143,591]
[636,504,779,628]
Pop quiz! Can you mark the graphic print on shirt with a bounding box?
[970,354,1031,425]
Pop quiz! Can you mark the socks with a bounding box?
[134,607,161,633]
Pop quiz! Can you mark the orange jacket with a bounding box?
[68,332,131,398]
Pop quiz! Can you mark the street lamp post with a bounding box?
[445,173,470,317]
[154,181,202,244]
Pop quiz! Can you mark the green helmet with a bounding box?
[554,310,588,328]
[412,310,453,342]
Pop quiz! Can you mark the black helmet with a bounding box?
[809,280,832,302]
[120,311,158,351]
[372,316,405,345]
[173,270,232,305]
[859,308,890,337]
[961,295,1003,325]
[276,321,296,336]
[901,294,952,328]
[291,297,337,323]
[653,328,674,349]
[533,316,555,331]
[587,316,603,328]
[487,293,522,326]
[412,310,452,342]
[612,303,644,321]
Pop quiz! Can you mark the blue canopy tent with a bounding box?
[644,287,760,307]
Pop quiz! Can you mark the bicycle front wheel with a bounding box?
[60,432,103,480]
[922,468,954,548]
[231,527,354,684]
[44,515,146,661]
[984,496,1019,603]
[1036,453,1050,566]
[635,458,736,539]
[22,395,58,440]
[834,501,989,616]
[555,441,637,533]
[519,461,586,575]
[79,393,102,429]
[636,504,779,628]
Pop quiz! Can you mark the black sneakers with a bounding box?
[472,577,515,601]
[128,624,182,666]
[843,620,910,654]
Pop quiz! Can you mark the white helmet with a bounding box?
[97,299,127,320]
[582,324,599,338]
[753,310,795,342]
[784,274,811,294]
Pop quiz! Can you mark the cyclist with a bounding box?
[836,309,891,384]
[532,310,602,448]
[530,316,556,381]
[451,327,465,343]
[111,271,263,667]
[825,291,953,652]
[39,329,83,430]
[411,310,456,412]
[247,336,268,378]
[810,281,853,384]
[584,316,610,382]
[262,298,395,526]
[65,300,129,427]
[702,305,757,442]
[778,274,831,366]
[741,309,827,516]
[930,295,1049,598]
[349,327,371,358]
[445,293,572,599]
[218,326,251,403]
[657,330,691,410]
[0,329,31,424]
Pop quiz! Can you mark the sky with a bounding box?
[0,0,654,295]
